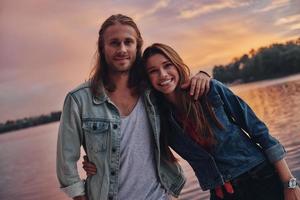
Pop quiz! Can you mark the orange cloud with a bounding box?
[179,0,249,19]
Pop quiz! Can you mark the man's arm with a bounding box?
[56,93,86,199]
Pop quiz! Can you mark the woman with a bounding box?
[84,43,300,200]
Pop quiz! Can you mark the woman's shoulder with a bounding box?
[210,79,227,89]
[207,79,228,96]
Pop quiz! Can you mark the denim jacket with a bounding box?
[164,79,286,191]
[56,81,186,200]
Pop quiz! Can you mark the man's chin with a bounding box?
[110,67,131,74]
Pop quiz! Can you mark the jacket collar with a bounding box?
[92,81,108,105]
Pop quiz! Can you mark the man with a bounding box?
[56,14,210,200]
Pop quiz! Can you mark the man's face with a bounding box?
[103,23,138,74]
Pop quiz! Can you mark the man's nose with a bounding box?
[119,42,126,52]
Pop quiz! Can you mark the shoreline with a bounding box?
[1,73,300,134]
[229,73,300,92]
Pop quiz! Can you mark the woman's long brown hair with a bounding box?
[142,43,224,162]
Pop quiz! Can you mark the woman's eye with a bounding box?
[165,63,173,68]
[148,69,157,74]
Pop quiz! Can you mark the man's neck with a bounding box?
[108,71,130,91]
[106,71,139,116]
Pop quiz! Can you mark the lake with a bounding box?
[1,75,300,200]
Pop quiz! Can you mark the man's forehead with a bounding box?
[104,24,138,40]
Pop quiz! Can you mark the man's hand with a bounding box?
[181,71,211,100]
[73,195,87,200]
[82,155,97,177]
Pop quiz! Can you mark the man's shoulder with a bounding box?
[69,81,91,95]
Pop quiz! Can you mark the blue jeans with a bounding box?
[210,161,284,200]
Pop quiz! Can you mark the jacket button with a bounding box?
[111,171,116,176]
[108,195,113,200]
[112,148,116,153]
[113,124,118,129]
[93,124,97,130]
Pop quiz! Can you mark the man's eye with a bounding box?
[125,40,133,45]
[110,41,119,46]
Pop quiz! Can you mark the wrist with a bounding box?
[198,70,211,78]
[283,177,299,189]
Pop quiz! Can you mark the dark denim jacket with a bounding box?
[164,79,286,191]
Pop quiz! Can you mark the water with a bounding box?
[1,76,300,200]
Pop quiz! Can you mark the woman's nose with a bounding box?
[159,69,168,77]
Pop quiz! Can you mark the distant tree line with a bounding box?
[213,38,300,84]
[0,111,61,134]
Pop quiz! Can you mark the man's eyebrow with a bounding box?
[108,38,119,41]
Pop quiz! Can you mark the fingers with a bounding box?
[83,155,88,161]
[191,78,211,100]
[190,78,207,100]
[189,78,197,96]
[204,79,210,94]
[83,165,97,176]
[73,195,88,200]
[82,161,97,170]
[193,80,203,100]
[82,158,97,177]
[182,73,211,99]
[180,81,190,89]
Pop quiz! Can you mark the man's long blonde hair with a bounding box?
[90,14,144,96]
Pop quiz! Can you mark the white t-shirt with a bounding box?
[118,97,169,200]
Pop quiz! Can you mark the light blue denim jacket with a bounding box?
[163,79,286,190]
[56,81,186,200]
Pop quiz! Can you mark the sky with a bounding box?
[0,0,300,122]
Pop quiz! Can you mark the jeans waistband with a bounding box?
[232,160,272,184]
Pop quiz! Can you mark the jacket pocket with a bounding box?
[83,120,109,153]
[209,94,231,128]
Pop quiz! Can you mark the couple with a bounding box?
[56,14,300,200]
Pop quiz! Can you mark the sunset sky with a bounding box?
[1,0,300,121]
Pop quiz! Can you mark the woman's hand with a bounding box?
[181,71,211,100]
[82,155,97,177]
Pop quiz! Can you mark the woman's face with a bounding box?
[146,53,179,95]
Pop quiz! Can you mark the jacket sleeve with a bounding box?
[211,79,286,163]
[56,93,85,198]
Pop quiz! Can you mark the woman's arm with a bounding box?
[212,79,285,162]
[274,159,300,200]
[212,79,299,199]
